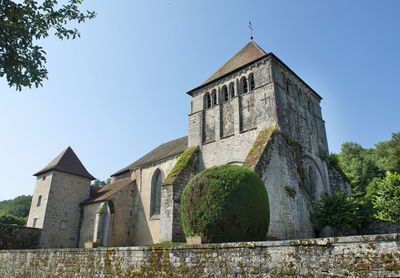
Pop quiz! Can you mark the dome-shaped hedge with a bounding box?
[181,165,269,243]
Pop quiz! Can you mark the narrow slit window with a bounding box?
[36,195,42,207]
[212,90,217,106]
[240,77,248,94]
[222,86,228,102]
[249,73,255,90]
[205,93,211,109]
[229,83,235,98]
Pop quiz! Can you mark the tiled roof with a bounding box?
[34,146,95,180]
[81,178,133,205]
[112,136,188,177]
[203,41,267,85]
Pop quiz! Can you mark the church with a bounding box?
[26,40,349,248]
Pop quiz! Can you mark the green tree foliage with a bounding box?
[311,190,360,235]
[0,0,95,90]
[181,165,269,243]
[333,132,400,228]
[0,213,26,226]
[375,132,400,174]
[0,195,32,218]
[373,172,400,224]
[338,142,383,197]
[92,178,111,187]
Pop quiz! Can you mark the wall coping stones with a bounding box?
[1,233,400,277]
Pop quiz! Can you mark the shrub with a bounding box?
[181,165,269,243]
[311,190,360,235]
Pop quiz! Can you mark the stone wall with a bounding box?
[39,171,92,248]
[0,224,41,250]
[160,147,199,243]
[0,234,399,277]
[132,155,181,245]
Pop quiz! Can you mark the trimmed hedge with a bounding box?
[181,165,269,243]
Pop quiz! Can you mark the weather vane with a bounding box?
[248,21,254,41]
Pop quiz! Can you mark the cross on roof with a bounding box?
[248,21,254,40]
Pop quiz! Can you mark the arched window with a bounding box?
[150,169,164,217]
[211,89,217,106]
[222,86,228,102]
[240,77,248,94]
[249,73,255,91]
[205,92,211,109]
[229,82,235,98]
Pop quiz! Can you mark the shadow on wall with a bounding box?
[0,224,41,249]
[131,185,154,245]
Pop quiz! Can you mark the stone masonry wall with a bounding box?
[0,234,399,277]
[132,155,180,245]
[40,171,91,248]
[0,224,41,250]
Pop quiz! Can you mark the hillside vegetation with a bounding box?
[0,195,32,226]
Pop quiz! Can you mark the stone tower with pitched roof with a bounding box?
[181,41,347,239]
[27,147,95,248]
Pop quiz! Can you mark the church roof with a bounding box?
[34,146,95,180]
[112,136,188,177]
[203,41,267,85]
[187,41,268,96]
[81,178,133,205]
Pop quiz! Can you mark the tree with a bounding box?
[0,213,26,226]
[0,0,95,90]
[92,178,111,187]
[375,132,400,174]
[311,190,361,235]
[373,172,400,224]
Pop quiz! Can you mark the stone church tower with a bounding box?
[179,40,348,239]
[27,147,95,248]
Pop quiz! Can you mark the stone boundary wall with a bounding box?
[0,224,41,250]
[0,234,399,277]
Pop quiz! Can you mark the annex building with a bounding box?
[27,40,349,248]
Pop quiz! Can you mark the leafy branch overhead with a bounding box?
[0,0,96,90]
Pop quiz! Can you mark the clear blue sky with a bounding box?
[1,0,399,201]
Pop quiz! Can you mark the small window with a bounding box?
[211,89,217,106]
[33,218,38,228]
[249,73,255,90]
[240,77,248,94]
[229,82,235,98]
[36,195,42,207]
[205,93,211,109]
[42,176,46,181]
[222,86,228,102]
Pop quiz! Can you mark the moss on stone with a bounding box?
[243,126,279,170]
[285,186,296,198]
[164,146,198,186]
